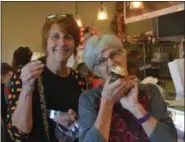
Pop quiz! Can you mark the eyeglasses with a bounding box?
[46,14,73,21]
[94,50,123,67]
[50,33,74,41]
[46,14,74,41]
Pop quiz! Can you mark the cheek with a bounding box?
[47,39,57,50]
[68,42,75,52]
[99,66,109,79]
[68,41,75,48]
[116,56,127,65]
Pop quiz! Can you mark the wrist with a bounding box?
[22,84,35,94]
[129,103,147,119]
[100,98,114,109]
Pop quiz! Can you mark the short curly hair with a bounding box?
[83,34,126,73]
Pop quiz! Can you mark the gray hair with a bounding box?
[83,34,126,72]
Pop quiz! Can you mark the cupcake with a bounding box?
[109,66,128,84]
[31,52,46,64]
[109,66,137,95]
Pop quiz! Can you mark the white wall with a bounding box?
[2,2,116,64]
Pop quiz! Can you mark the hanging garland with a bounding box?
[111,2,126,43]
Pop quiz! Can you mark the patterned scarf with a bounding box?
[93,86,151,142]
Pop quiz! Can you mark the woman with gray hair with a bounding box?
[78,34,177,142]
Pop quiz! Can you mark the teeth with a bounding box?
[55,49,62,52]
[54,47,69,52]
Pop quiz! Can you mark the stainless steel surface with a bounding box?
[47,109,64,121]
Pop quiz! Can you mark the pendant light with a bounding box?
[130,1,144,9]
[75,2,83,27]
[97,2,108,20]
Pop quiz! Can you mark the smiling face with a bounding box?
[46,23,75,63]
[42,16,80,65]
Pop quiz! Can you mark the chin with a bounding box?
[54,54,70,62]
[56,57,68,63]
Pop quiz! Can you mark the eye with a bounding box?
[64,34,74,40]
[51,33,60,40]
[98,58,106,65]
[110,51,120,58]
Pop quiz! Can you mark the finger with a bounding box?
[68,109,76,116]
[31,63,44,70]
[21,61,42,74]
[21,68,43,83]
[24,69,43,81]
[104,79,123,100]
[68,109,77,121]
[57,114,69,126]
[104,76,112,86]
[113,82,127,97]
[127,83,138,95]
[29,60,42,67]
[129,78,138,88]
[21,61,42,72]
[109,78,121,90]
[113,78,133,96]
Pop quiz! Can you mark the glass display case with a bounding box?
[168,106,184,141]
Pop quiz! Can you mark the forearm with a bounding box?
[12,86,33,133]
[94,99,113,142]
[131,103,157,137]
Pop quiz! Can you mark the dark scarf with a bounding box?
[93,86,151,142]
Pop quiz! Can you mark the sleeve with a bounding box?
[147,84,178,142]
[6,73,29,142]
[78,92,106,142]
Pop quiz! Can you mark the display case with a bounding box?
[168,106,184,141]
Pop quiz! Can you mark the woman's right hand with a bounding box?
[101,76,136,104]
[55,109,77,127]
[20,60,44,91]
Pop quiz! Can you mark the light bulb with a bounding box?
[98,11,106,20]
[130,2,144,9]
[75,15,83,27]
[97,4,108,20]
[133,2,141,8]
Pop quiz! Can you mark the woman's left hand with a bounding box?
[120,84,140,114]
[55,109,77,127]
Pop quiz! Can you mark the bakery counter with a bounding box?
[167,105,184,141]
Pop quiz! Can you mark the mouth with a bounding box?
[53,46,71,53]
[109,66,128,84]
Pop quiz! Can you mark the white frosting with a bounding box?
[111,66,128,76]
[31,52,45,61]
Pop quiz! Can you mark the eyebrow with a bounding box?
[99,49,116,59]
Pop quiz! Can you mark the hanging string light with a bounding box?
[97,2,108,20]
[75,2,83,27]
[130,1,144,9]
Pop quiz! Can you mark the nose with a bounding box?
[56,37,70,46]
[107,58,116,69]
[63,39,68,45]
